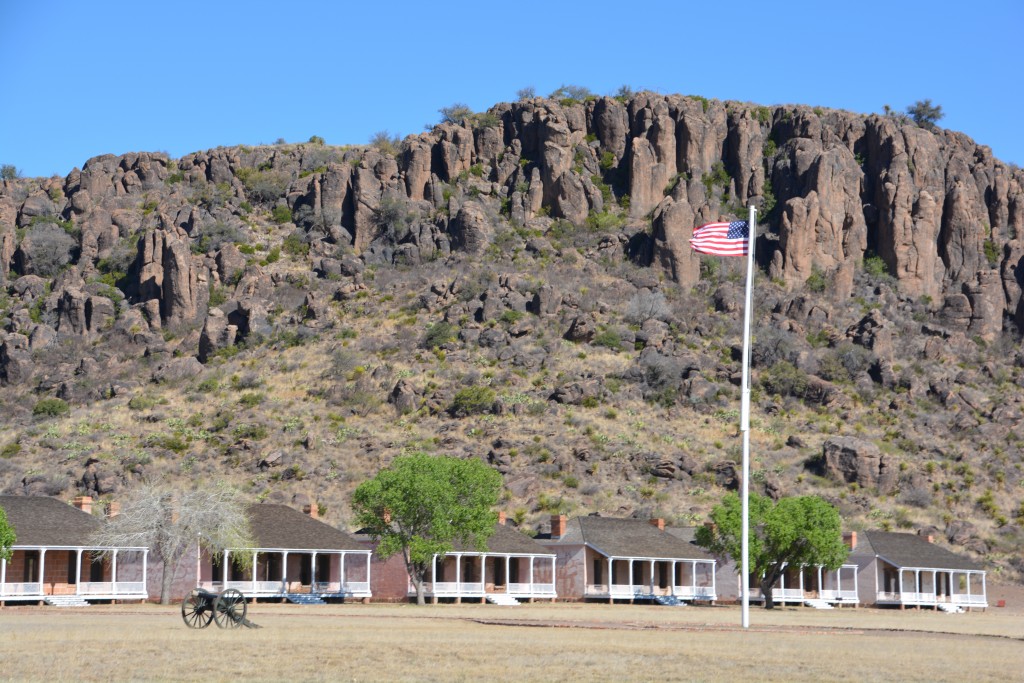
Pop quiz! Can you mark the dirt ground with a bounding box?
[1,589,1022,682]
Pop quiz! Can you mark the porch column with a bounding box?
[649,559,655,595]
[1,556,6,597]
[112,550,118,596]
[252,552,258,595]
[481,555,487,603]
[779,569,785,602]
[915,569,921,605]
[670,561,677,597]
[39,549,46,590]
[607,557,613,603]
[505,556,511,594]
[281,551,289,593]
[628,559,634,599]
[966,572,972,603]
[691,561,697,597]
[142,550,148,598]
[340,553,346,592]
[222,550,230,586]
[981,572,986,604]
[817,566,823,597]
[798,566,804,598]
[75,549,83,595]
[551,556,556,599]
[455,555,461,603]
[431,555,436,595]
[711,562,717,599]
[932,570,938,602]
[311,552,318,590]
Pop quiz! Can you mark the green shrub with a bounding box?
[271,205,292,224]
[805,267,827,293]
[983,239,1000,267]
[593,329,622,351]
[863,255,890,278]
[146,433,189,453]
[128,395,158,411]
[33,398,70,418]
[238,392,265,408]
[282,232,310,257]
[450,386,496,416]
[422,321,455,349]
[500,310,525,325]
[1,442,21,458]
[760,361,810,398]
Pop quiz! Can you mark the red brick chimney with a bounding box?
[304,503,319,520]
[917,530,934,543]
[107,501,121,518]
[550,515,567,539]
[73,496,92,514]
[497,511,506,526]
[649,518,665,531]
[843,531,857,550]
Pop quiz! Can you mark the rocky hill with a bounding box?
[1,93,1022,579]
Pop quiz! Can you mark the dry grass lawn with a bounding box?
[1,601,1021,682]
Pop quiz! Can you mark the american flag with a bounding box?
[689,220,749,257]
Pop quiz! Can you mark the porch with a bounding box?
[744,564,859,605]
[583,554,717,602]
[875,564,987,609]
[198,547,372,599]
[0,546,149,602]
[414,552,557,602]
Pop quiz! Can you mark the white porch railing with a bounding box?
[951,593,987,605]
[508,582,556,596]
[673,585,716,600]
[819,589,859,602]
[0,582,41,596]
[878,590,987,606]
[79,581,147,596]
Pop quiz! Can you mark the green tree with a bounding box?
[1,164,20,181]
[695,492,848,609]
[351,453,502,605]
[0,504,15,562]
[906,99,944,129]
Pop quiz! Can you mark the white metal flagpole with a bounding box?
[740,205,757,629]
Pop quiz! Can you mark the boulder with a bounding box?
[819,436,896,493]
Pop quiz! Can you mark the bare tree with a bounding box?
[90,483,254,604]
[626,289,671,325]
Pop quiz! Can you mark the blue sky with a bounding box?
[2,1,1021,179]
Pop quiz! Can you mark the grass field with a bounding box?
[1,601,1022,682]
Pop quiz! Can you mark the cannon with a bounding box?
[181,588,260,629]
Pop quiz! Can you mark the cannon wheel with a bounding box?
[213,588,247,629]
[181,592,214,629]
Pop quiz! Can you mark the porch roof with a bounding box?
[862,531,984,572]
[546,516,714,562]
[0,495,101,547]
[450,523,555,556]
[247,504,364,552]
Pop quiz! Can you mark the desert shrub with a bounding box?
[308,135,325,145]
[593,328,622,351]
[241,170,290,203]
[516,87,536,101]
[33,398,70,418]
[282,232,309,257]
[906,99,943,129]
[626,290,670,324]
[1,164,20,180]
[818,342,873,383]
[372,196,414,242]
[1,441,21,458]
[238,392,264,408]
[450,386,496,416]
[863,255,890,278]
[369,130,401,156]
[19,222,77,277]
[146,433,189,453]
[192,221,240,254]
[438,103,473,125]
[233,423,269,440]
[422,321,455,349]
[271,205,292,224]
[805,266,827,293]
[760,361,810,398]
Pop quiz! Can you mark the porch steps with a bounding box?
[285,593,327,605]
[803,599,834,610]
[652,595,687,607]
[485,594,521,606]
[44,595,91,608]
[937,603,964,614]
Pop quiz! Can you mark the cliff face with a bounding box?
[1,94,1022,575]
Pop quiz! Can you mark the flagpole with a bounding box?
[740,204,757,629]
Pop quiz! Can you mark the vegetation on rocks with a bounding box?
[0,91,1022,582]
